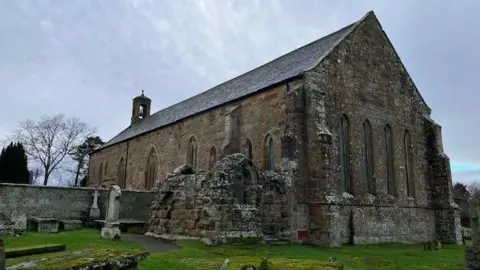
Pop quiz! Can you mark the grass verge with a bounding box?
[4,229,465,270]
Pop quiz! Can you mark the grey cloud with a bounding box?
[0,0,478,181]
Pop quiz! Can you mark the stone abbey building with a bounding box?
[89,11,461,246]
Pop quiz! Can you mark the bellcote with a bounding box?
[131,90,151,125]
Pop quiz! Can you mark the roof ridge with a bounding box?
[146,17,367,120]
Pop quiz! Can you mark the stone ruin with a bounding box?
[146,153,293,245]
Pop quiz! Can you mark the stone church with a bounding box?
[89,11,461,246]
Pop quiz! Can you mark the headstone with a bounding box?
[0,232,5,270]
[101,185,122,240]
[11,213,27,233]
[219,258,229,270]
[89,190,101,220]
[465,199,480,269]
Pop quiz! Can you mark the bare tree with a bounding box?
[10,114,95,186]
[468,181,480,199]
[30,166,44,185]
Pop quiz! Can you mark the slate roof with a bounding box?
[99,12,370,150]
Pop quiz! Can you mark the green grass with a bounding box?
[4,229,465,270]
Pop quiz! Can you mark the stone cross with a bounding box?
[466,199,480,269]
[92,190,99,208]
[101,185,122,240]
[470,199,480,246]
[88,189,101,220]
[105,186,121,223]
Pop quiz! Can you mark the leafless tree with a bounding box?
[468,181,480,199]
[10,114,95,186]
[30,166,44,185]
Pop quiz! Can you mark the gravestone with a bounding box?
[101,185,122,240]
[89,190,101,220]
[465,199,480,270]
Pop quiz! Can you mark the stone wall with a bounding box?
[0,183,154,231]
[88,82,289,190]
[301,12,459,246]
[147,154,293,244]
[340,205,435,244]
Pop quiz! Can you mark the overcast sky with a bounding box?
[0,0,478,185]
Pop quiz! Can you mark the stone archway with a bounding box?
[260,178,289,237]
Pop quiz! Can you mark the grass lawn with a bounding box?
[4,229,465,270]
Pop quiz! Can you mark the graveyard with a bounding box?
[2,229,465,269]
[0,176,469,269]
[0,154,472,269]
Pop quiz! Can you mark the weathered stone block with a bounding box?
[101,226,121,240]
[28,218,59,233]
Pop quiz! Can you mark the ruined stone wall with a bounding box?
[303,13,440,245]
[88,83,289,190]
[0,183,154,231]
[147,154,293,243]
[260,168,294,240]
[424,118,462,244]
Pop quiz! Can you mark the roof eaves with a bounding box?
[94,74,306,153]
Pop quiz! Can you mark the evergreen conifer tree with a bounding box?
[0,142,30,184]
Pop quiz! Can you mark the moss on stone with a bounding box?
[8,247,149,270]
[6,244,66,258]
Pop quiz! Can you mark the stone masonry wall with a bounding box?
[88,83,289,190]
[303,12,439,245]
[0,183,154,231]
[424,117,462,244]
[339,205,435,244]
[147,154,293,243]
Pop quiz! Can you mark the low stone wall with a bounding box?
[0,183,154,232]
[119,189,155,221]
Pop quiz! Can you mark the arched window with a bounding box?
[265,135,275,170]
[146,149,156,190]
[104,162,108,179]
[245,139,253,160]
[98,163,104,185]
[404,130,414,197]
[384,125,395,196]
[90,166,96,186]
[117,157,126,189]
[339,115,351,193]
[187,136,198,169]
[363,120,375,194]
[209,146,217,169]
